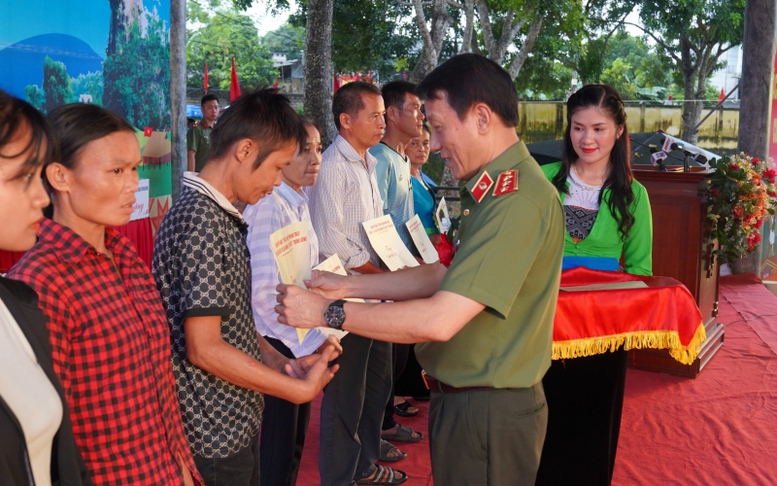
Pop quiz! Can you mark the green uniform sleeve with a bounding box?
[187,127,198,152]
[441,194,552,319]
[622,182,653,276]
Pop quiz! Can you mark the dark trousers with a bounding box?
[194,434,261,486]
[394,344,429,399]
[260,337,311,486]
[319,333,392,486]
[382,343,409,430]
[535,349,629,486]
[429,384,547,486]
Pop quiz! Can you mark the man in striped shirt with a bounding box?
[308,82,407,485]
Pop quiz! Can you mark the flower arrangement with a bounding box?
[706,152,777,265]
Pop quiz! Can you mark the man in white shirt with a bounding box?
[307,82,407,485]
[245,119,339,486]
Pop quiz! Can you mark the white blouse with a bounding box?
[0,296,63,486]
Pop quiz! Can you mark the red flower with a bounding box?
[728,163,740,171]
[763,168,776,182]
[711,188,720,197]
[753,157,761,165]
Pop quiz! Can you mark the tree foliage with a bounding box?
[598,31,671,100]
[637,0,745,142]
[290,0,419,81]
[261,22,305,58]
[186,4,276,91]
[42,56,75,114]
[104,12,171,128]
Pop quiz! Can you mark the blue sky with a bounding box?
[0,0,170,58]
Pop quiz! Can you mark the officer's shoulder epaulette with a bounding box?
[492,169,519,197]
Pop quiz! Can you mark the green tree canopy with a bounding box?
[187,6,276,91]
[261,22,305,58]
[637,0,745,142]
[42,56,74,114]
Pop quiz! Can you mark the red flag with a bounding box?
[230,57,241,101]
[333,73,341,93]
[718,88,725,103]
[273,77,279,90]
[204,63,209,93]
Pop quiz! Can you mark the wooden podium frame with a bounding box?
[628,167,725,378]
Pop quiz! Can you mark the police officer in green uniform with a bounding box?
[276,54,565,486]
[187,94,219,172]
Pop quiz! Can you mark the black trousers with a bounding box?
[394,344,430,399]
[195,434,261,486]
[382,343,409,430]
[535,349,629,486]
[319,333,392,486]
[259,337,311,486]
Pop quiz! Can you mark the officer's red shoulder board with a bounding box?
[471,171,494,203]
[493,169,519,197]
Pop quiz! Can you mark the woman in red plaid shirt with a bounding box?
[9,104,203,486]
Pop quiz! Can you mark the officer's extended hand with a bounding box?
[304,270,347,299]
[276,284,330,329]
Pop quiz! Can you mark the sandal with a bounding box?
[379,439,407,463]
[394,401,419,417]
[357,465,408,485]
[380,424,423,443]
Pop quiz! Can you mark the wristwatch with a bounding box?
[324,299,347,329]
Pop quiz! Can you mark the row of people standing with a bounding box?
[0,88,340,486]
[1,58,651,486]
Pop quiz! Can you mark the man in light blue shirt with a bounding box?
[369,81,426,252]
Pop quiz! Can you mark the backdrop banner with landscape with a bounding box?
[0,0,173,232]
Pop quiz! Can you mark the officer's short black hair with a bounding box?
[416,54,518,127]
[208,88,306,170]
[381,81,417,111]
[332,81,382,131]
[201,93,219,107]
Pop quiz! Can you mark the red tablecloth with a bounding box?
[112,218,154,268]
[1,219,153,274]
[0,250,25,274]
[553,267,706,365]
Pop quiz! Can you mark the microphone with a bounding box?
[649,148,668,171]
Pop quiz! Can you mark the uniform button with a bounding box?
[463,209,470,216]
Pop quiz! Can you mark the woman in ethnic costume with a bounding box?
[536,84,653,486]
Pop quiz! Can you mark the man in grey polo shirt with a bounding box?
[153,89,340,486]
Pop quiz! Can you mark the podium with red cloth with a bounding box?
[554,268,706,366]
[627,167,725,377]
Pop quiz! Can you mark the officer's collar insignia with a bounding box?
[471,171,494,203]
[493,170,519,197]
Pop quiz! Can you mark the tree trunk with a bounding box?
[507,17,543,80]
[679,37,701,144]
[409,0,452,83]
[304,0,336,147]
[733,0,777,274]
[459,0,475,54]
[738,0,777,161]
[170,0,187,200]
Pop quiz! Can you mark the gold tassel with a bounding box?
[551,321,707,366]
